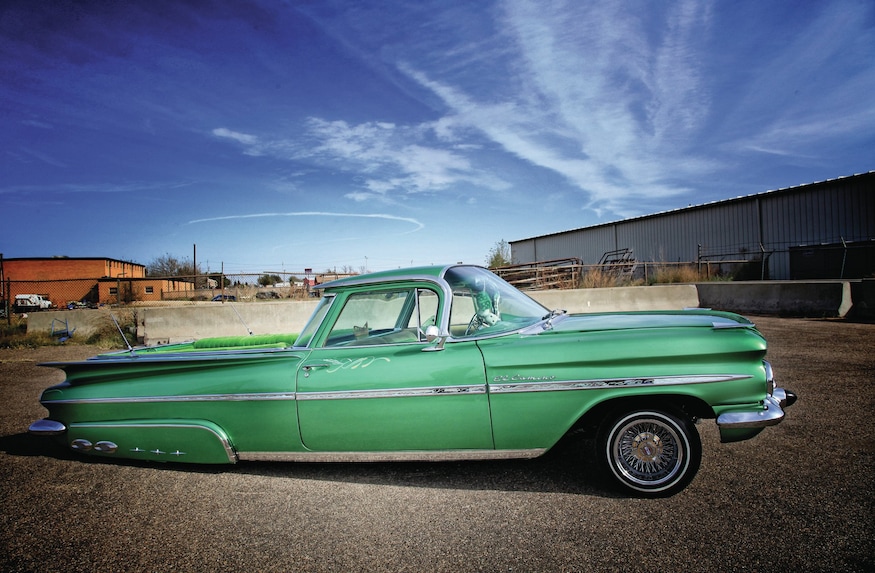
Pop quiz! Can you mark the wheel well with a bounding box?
[569,394,714,439]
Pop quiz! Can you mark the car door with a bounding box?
[296,287,493,452]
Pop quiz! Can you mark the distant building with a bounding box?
[510,172,874,281]
[2,257,194,307]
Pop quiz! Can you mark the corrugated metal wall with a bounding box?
[510,172,874,280]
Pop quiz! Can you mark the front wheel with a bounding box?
[597,409,701,497]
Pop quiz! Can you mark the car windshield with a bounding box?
[294,295,333,347]
[444,266,548,338]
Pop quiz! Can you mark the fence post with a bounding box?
[760,243,766,281]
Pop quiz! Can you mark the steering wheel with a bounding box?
[464,309,500,336]
[465,313,484,336]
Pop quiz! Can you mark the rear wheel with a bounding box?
[597,409,701,497]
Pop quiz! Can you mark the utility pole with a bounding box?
[193,243,197,287]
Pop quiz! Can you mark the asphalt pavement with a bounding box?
[1,316,872,572]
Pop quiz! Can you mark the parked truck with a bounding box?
[13,294,53,313]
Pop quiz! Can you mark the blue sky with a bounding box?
[2,0,873,274]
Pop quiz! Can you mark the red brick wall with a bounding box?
[4,258,145,280]
[98,278,194,303]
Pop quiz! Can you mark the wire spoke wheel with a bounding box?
[615,418,681,484]
[598,409,701,497]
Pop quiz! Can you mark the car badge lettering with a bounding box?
[605,378,655,386]
[493,374,557,383]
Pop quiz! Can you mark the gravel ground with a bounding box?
[1,317,872,572]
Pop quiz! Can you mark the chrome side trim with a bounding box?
[45,386,487,405]
[238,448,546,463]
[42,392,297,405]
[43,346,302,366]
[28,418,67,435]
[490,374,752,394]
[296,385,487,401]
[711,321,755,329]
[41,374,750,406]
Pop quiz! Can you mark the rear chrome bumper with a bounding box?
[28,419,67,435]
[716,387,797,429]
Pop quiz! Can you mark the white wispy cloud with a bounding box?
[302,118,508,195]
[14,146,68,168]
[725,1,875,158]
[0,180,193,195]
[208,2,717,217]
[211,117,510,202]
[187,211,425,233]
[393,0,715,217]
[208,0,873,221]
[212,128,262,155]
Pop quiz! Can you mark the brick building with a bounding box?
[1,257,193,308]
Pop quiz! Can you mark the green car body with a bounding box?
[30,265,795,496]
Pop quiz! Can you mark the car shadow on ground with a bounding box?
[236,438,617,497]
[0,431,621,498]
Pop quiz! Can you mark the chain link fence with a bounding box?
[495,239,872,290]
[492,257,764,290]
[3,240,871,319]
[1,271,358,320]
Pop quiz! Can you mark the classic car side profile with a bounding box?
[29,265,796,497]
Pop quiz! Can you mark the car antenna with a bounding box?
[109,313,133,352]
[228,303,254,336]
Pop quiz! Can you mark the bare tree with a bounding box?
[147,254,201,277]
[486,240,512,268]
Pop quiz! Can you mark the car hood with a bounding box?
[545,309,757,334]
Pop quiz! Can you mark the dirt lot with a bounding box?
[1,317,873,572]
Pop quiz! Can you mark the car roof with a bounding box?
[317,265,457,291]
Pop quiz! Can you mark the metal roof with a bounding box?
[511,171,875,244]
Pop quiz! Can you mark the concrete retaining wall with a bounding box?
[529,284,699,314]
[24,308,127,340]
[138,301,320,345]
[25,280,864,344]
[850,279,875,319]
[695,281,854,318]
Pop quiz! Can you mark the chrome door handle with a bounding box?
[301,363,331,376]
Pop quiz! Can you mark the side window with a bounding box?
[325,289,421,347]
[449,290,476,337]
[410,288,439,331]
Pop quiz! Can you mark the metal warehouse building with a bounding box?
[510,171,874,281]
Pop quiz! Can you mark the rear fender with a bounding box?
[66,419,237,464]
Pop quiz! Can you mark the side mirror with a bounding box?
[422,325,447,352]
[425,325,441,342]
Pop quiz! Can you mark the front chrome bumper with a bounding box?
[716,387,797,429]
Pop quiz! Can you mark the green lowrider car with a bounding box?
[29,265,795,497]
